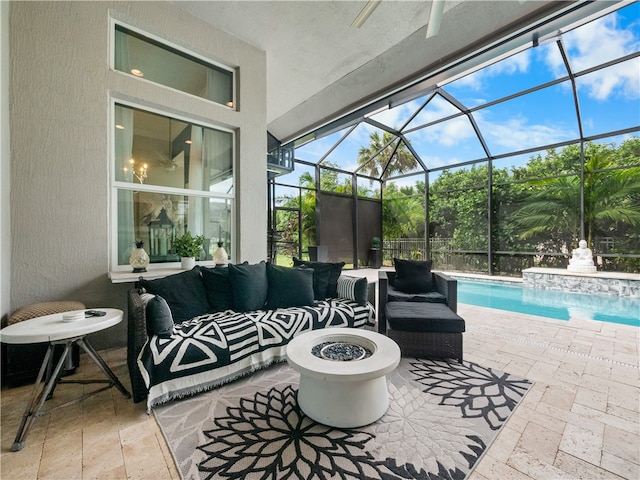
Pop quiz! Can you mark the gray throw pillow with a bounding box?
[336,275,369,306]
[146,295,174,338]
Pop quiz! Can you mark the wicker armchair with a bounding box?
[377,270,464,362]
[377,270,458,333]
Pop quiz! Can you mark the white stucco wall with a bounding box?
[9,1,267,348]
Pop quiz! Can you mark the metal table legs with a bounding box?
[11,336,131,452]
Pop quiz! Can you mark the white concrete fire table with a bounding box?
[286,328,400,428]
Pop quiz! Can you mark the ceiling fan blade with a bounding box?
[351,0,382,28]
[426,0,445,38]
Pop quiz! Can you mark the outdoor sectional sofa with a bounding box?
[127,261,374,410]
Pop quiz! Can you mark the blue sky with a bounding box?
[289,2,639,186]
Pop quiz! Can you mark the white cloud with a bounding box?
[416,117,476,147]
[404,96,477,148]
[477,112,574,151]
[370,102,414,129]
[450,50,531,91]
[546,13,640,100]
[405,96,459,128]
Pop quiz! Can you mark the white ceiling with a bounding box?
[170,1,616,143]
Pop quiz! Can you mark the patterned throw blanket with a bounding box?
[138,298,374,410]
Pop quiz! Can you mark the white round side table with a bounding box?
[0,308,131,451]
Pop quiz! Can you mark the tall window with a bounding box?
[112,102,234,269]
[113,23,235,108]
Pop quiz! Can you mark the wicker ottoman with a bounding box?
[384,302,465,362]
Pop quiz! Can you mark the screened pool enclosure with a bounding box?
[268,1,640,275]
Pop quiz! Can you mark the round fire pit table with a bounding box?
[286,328,400,428]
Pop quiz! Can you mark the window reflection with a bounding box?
[114,24,234,107]
[117,191,232,266]
[114,104,233,194]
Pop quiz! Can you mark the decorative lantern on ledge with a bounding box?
[148,208,175,261]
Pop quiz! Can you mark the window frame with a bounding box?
[109,18,236,110]
[109,98,236,272]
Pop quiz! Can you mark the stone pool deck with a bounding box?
[1,304,637,479]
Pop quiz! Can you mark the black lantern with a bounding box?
[148,208,175,260]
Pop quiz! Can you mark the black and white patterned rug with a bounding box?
[154,358,532,480]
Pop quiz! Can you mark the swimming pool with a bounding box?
[457,278,640,327]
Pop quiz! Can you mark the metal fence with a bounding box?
[382,238,640,275]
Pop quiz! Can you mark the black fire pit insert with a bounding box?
[311,341,373,361]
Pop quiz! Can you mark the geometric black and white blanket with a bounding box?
[138,298,375,410]
[154,358,532,480]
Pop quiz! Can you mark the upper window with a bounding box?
[114,23,235,108]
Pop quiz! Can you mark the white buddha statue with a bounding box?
[567,239,596,273]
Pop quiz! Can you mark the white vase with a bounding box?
[181,257,196,270]
[213,242,229,267]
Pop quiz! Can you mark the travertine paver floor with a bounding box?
[1,305,638,479]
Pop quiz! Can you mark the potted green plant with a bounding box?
[174,231,205,269]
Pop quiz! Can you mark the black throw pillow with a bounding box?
[201,267,234,312]
[139,267,210,323]
[145,295,174,338]
[293,258,345,299]
[228,261,268,312]
[394,258,434,293]
[336,275,369,306]
[266,264,315,309]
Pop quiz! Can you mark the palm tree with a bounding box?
[514,152,640,248]
[298,171,317,247]
[357,131,417,179]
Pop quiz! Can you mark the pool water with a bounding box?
[457,279,640,327]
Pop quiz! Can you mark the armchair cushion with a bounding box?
[385,302,465,333]
[393,258,433,293]
[387,285,446,304]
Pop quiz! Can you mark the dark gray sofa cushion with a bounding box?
[139,267,210,323]
[293,258,345,299]
[229,261,269,312]
[266,264,315,309]
[201,266,234,312]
